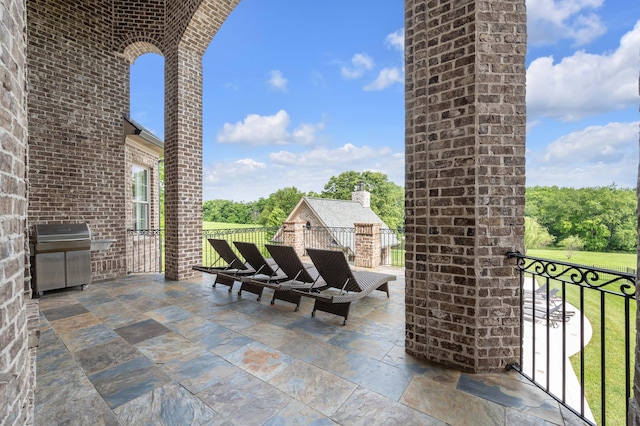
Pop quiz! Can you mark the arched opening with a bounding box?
[127,52,165,273]
[130,53,164,140]
[200,0,404,203]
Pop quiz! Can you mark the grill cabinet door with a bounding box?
[35,252,66,291]
[66,250,91,287]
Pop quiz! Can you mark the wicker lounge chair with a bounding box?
[523,300,574,328]
[228,241,289,301]
[293,248,396,325]
[255,244,326,311]
[192,238,256,292]
[523,284,559,300]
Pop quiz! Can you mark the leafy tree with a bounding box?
[320,171,404,229]
[526,185,637,253]
[258,187,305,225]
[559,235,584,260]
[524,216,555,251]
[202,199,259,224]
[265,206,287,227]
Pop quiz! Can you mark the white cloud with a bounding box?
[203,142,404,202]
[527,0,606,46]
[543,122,638,164]
[341,53,374,79]
[527,22,640,121]
[217,110,291,145]
[271,143,394,166]
[216,110,324,146]
[527,121,639,188]
[364,67,404,91]
[385,29,404,51]
[267,70,287,91]
[292,120,326,145]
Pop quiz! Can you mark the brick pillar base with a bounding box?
[282,220,305,257]
[355,223,381,268]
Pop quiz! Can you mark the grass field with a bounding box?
[527,248,636,425]
[203,221,258,229]
[527,248,637,271]
[201,222,278,267]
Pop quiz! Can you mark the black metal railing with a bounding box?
[304,226,355,258]
[201,227,280,268]
[126,229,165,273]
[381,227,405,267]
[127,226,408,273]
[507,251,636,426]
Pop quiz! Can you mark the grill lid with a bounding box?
[33,223,91,243]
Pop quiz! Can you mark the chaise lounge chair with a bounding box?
[226,241,289,301]
[523,284,559,301]
[523,303,574,328]
[192,238,257,292]
[292,248,396,325]
[256,244,326,311]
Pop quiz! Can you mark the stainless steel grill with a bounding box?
[33,223,91,296]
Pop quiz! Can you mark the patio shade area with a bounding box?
[35,269,587,425]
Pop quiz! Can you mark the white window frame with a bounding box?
[132,164,150,230]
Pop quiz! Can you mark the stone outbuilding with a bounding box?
[276,185,399,267]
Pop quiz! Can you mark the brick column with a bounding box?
[404,0,526,373]
[282,220,305,257]
[630,142,640,423]
[163,46,203,281]
[0,0,36,423]
[355,223,382,268]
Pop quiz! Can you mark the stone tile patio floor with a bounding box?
[35,268,589,425]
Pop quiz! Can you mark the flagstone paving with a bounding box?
[34,270,589,425]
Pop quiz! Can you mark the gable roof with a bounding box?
[282,196,398,252]
[302,197,388,229]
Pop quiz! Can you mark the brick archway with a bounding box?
[162,0,240,280]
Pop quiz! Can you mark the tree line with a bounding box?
[202,176,637,254]
[525,185,637,253]
[202,171,405,230]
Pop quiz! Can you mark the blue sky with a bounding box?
[130,0,639,202]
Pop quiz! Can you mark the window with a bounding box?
[132,165,149,230]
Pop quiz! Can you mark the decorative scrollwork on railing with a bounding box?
[127,229,163,237]
[507,251,636,298]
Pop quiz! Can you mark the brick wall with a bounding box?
[0,0,35,424]
[404,0,526,372]
[27,0,130,282]
[632,120,640,423]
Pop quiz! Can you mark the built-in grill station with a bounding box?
[32,223,92,296]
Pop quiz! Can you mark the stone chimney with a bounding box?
[351,180,370,208]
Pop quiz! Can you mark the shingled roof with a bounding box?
[280,196,399,252]
[303,197,387,229]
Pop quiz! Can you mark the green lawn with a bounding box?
[527,248,636,271]
[527,248,636,425]
[203,221,258,229]
[201,222,278,267]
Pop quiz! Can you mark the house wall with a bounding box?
[26,0,130,281]
[124,142,162,273]
[0,0,37,424]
